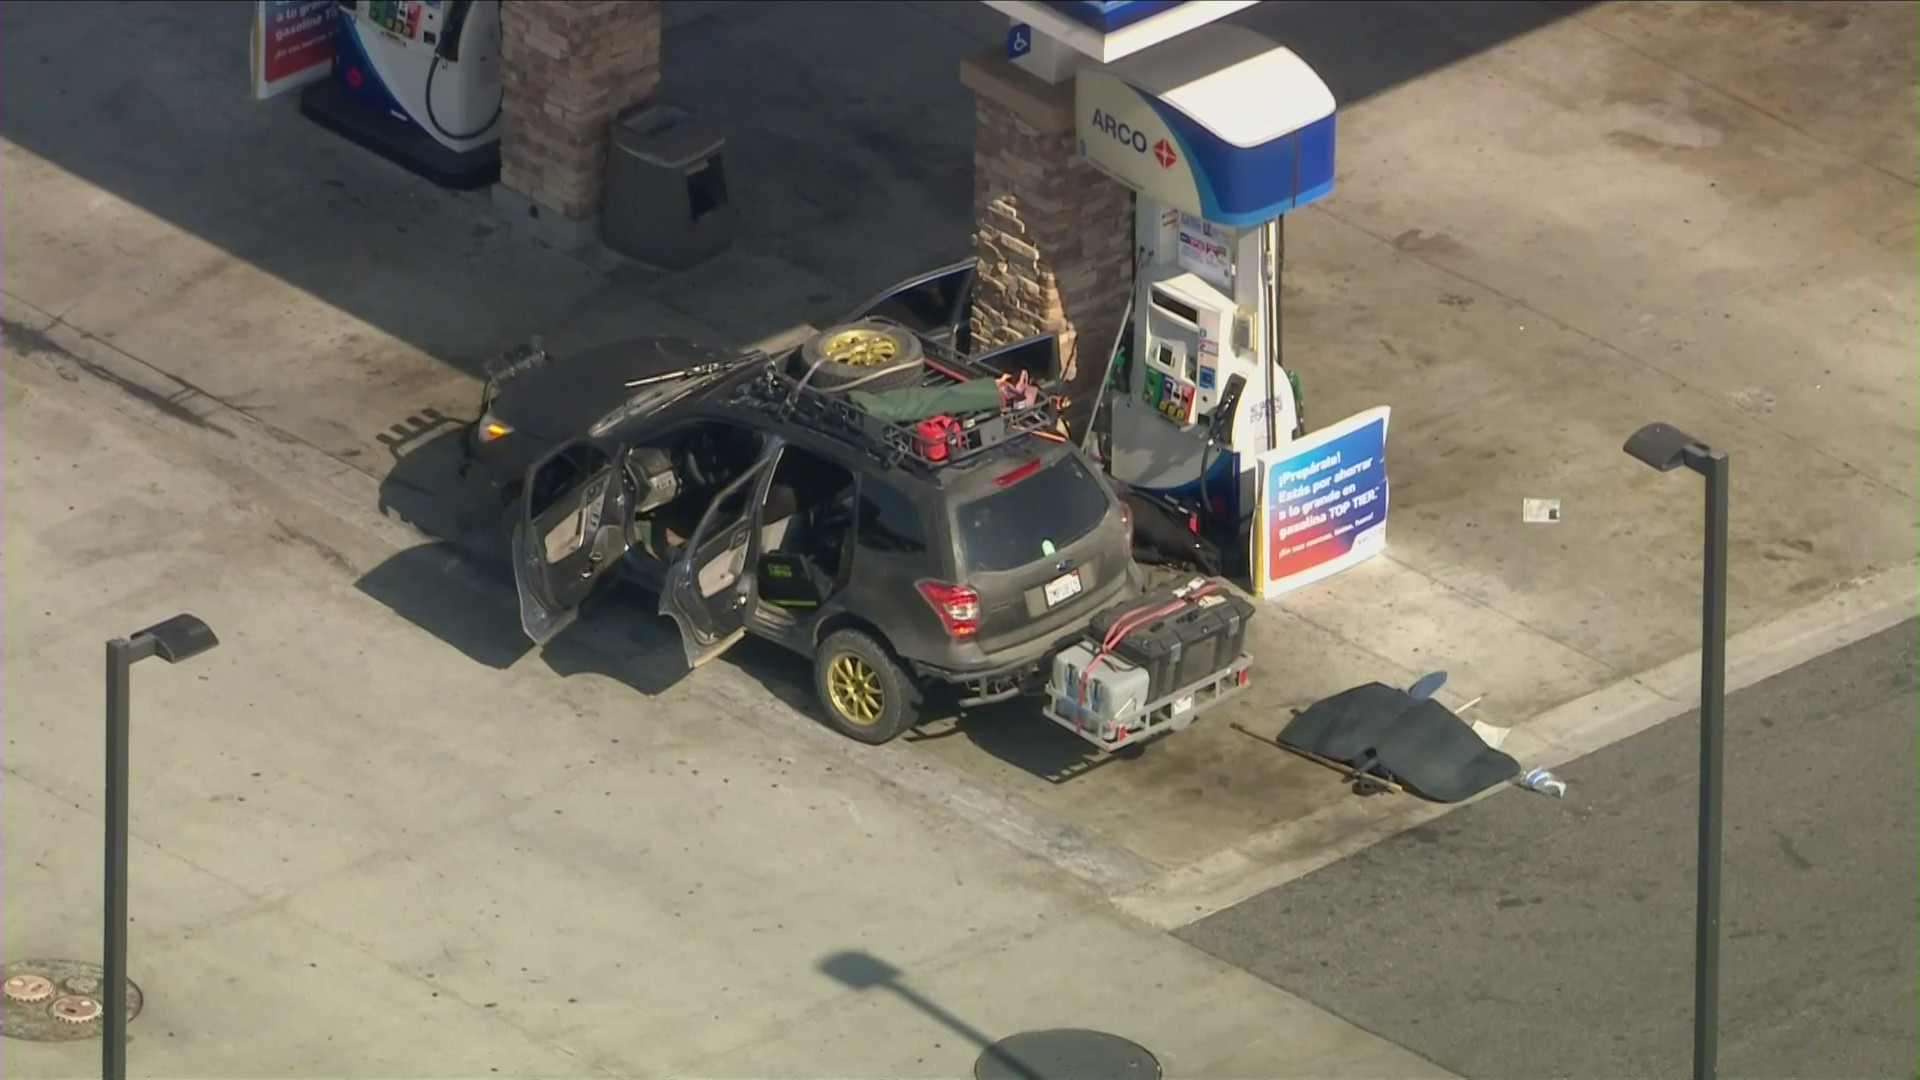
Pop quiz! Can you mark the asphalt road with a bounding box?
[1179,618,1919,1080]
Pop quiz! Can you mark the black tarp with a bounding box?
[1280,682,1519,803]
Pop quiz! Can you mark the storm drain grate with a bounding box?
[975,1028,1162,1080]
[1,960,141,1043]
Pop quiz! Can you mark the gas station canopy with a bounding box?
[983,1,1261,64]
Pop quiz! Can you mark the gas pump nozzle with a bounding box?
[1195,373,1246,531]
[1207,373,1247,448]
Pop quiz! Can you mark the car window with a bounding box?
[956,455,1109,573]
[644,418,764,492]
[858,270,968,338]
[856,477,927,554]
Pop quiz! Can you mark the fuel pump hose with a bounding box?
[423,1,503,143]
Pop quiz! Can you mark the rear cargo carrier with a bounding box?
[1045,576,1254,751]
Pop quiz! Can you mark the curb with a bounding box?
[1114,560,1919,930]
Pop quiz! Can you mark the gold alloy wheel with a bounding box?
[826,653,885,727]
[820,327,900,368]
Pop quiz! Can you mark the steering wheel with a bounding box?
[813,489,855,534]
[675,433,721,490]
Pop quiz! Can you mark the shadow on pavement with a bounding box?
[816,950,1016,1072]
[0,0,1598,389]
[906,699,1144,785]
[354,541,532,671]
[1231,1,1597,107]
[357,419,840,709]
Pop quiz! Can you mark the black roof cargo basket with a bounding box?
[733,323,1062,473]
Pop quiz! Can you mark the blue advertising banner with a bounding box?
[1252,406,1390,598]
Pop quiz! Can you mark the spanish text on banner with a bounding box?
[1252,406,1390,598]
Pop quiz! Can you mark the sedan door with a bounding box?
[844,259,977,353]
[513,439,635,645]
[660,443,780,670]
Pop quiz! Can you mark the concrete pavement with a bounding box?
[0,334,1450,1078]
[1180,618,1919,1080]
[1,0,1914,978]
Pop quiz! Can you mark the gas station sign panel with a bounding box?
[1078,65,1206,220]
[1074,27,1337,228]
[1253,407,1390,599]
[252,0,336,100]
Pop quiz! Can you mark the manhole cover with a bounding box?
[976,1029,1162,1080]
[0,960,141,1043]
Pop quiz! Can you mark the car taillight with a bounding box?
[1118,500,1133,549]
[477,415,512,442]
[916,580,980,638]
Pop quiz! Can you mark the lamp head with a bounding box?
[1624,422,1708,473]
[131,614,218,664]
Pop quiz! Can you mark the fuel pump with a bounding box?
[1074,26,1336,542]
[1108,202,1302,528]
[301,0,504,190]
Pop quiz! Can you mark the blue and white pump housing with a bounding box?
[1076,25,1337,527]
[333,0,504,153]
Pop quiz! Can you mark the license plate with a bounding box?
[1043,570,1083,607]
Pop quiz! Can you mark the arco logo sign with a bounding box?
[1090,110,1180,170]
[1090,109,1149,154]
[1075,67,1206,218]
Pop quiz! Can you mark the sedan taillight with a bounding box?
[916,580,980,638]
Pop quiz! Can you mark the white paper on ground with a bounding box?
[1471,719,1510,749]
[1522,498,1562,523]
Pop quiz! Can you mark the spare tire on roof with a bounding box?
[798,320,924,393]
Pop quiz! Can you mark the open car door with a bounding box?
[512,439,634,646]
[660,450,776,670]
[972,331,1061,383]
[845,259,976,354]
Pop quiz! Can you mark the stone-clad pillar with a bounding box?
[962,52,1134,430]
[495,0,661,246]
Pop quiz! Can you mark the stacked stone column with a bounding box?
[497,0,662,239]
[962,53,1134,431]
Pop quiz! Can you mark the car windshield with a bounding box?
[586,363,739,437]
[955,454,1110,574]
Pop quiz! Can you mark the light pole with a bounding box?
[1622,422,1728,1080]
[105,614,219,1080]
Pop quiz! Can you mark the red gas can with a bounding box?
[915,414,960,461]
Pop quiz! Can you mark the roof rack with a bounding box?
[732,326,1062,473]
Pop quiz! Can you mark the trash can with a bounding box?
[601,103,735,269]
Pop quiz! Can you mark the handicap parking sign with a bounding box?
[1006,23,1032,59]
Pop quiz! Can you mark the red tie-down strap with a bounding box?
[1074,581,1224,735]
